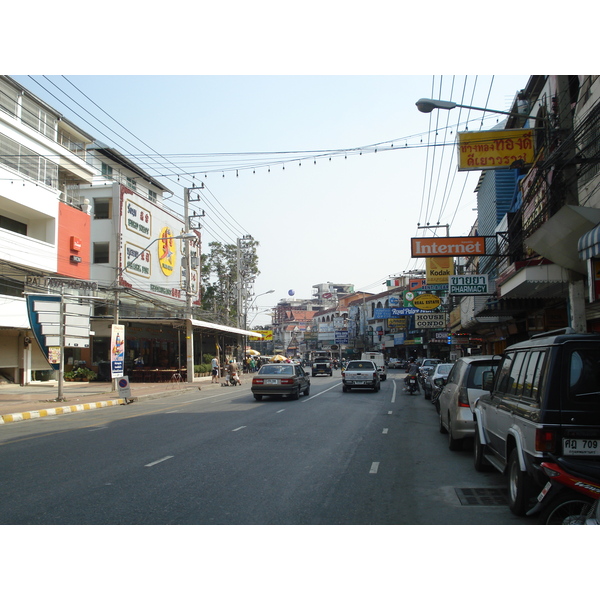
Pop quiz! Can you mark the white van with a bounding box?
[361,352,387,381]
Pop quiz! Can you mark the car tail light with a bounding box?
[458,387,470,408]
[535,429,557,453]
[280,378,294,385]
[252,378,264,385]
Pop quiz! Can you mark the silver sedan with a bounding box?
[251,363,311,401]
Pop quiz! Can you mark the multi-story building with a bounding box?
[454,75,600,352]
[0,76,95,384]
[0,77,260,385]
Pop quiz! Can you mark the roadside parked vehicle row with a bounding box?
[429,328,600,522]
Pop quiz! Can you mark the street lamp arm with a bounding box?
[416,98,529,119]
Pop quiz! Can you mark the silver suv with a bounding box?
[472,329,600,516]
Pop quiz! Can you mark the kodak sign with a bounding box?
[411,236,486,258]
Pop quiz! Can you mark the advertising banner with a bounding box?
[249,330,273,341]
[411,236,486,257]
[426,256,454,284]
[110,324,125,379]
[449,274,490,295]
[415,313,447,329]
[457,128,534,171]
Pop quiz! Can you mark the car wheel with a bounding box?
[447,415,463,451]
[290,387,300,400]
[473,425,491,472]
[303,385,310,396]
[507,448,535,516]
[253,394,262,401]
[342,386,349,393]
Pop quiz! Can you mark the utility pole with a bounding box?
[184,187,194,382]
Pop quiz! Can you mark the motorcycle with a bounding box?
[404,374,419,395]
[526,454,600,524]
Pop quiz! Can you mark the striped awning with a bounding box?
[578,223,600,260]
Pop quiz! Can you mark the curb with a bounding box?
[0,398,126,425]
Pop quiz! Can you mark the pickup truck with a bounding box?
[312,356,332,377]
[342,360,381,393]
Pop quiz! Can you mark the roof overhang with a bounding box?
[526,205,600,274]
[190,319,262,338]
[96,317,262,338]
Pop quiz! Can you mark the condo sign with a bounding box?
[449,274,490,295]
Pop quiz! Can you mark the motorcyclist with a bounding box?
[405,358,420,391]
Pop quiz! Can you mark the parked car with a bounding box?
[418,358,442,386]
[251,363,310,401]
[473,329,600,516]
[388,358,403,369]
[438,355,500,451]
[341,360,381,392]
[423,362,453,400]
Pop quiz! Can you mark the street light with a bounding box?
[415,98,530,120]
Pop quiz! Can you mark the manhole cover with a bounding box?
[455,488,508,506]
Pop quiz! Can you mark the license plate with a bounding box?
[563,438,600,456]
[265,379,279,385]
[348,380,366,385]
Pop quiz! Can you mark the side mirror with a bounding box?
[482,370,495,391]
[433,377,445,387]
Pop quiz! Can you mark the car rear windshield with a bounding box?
[436,364,452,375]
[466,361,499,389]
[346,361,375,370]
[260,365,294,375]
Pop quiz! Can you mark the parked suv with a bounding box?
[472,329,600,516]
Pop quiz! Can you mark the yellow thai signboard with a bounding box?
[249,330,272,341]
[458,128,534,171]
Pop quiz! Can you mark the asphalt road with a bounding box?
[0,370,527,525]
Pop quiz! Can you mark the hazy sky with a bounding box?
[12,74,529,325]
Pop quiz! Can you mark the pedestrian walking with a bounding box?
[211,356,219,383]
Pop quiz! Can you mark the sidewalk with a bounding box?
[0,376,213,425]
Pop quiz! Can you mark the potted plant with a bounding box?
[66,367,97,382]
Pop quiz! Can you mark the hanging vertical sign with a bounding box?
[110,324,125,379]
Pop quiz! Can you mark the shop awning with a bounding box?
[578,223,600,260]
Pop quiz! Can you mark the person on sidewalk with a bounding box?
[211,357,219,383]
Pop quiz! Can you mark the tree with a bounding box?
[200,239,260,325]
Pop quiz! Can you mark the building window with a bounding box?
[148,189,157,203]
[93,242,110,264]
[0,214,27,236]
[101,162,113,179]
[126,177,137,191]
[0,276,24,298]
[21,96,57,141]
[93,198,111,219]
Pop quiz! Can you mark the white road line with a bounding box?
[301,382,342,402]
[145,456,174,467]
[232,426,247,432]
[388,411,393,415]
[166,410,181,413]
[88,426,108,431]
[382,428,389,434]
[369,462,380,474]
[276,409,285,413]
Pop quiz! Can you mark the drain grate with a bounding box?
[455,487,508,506]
